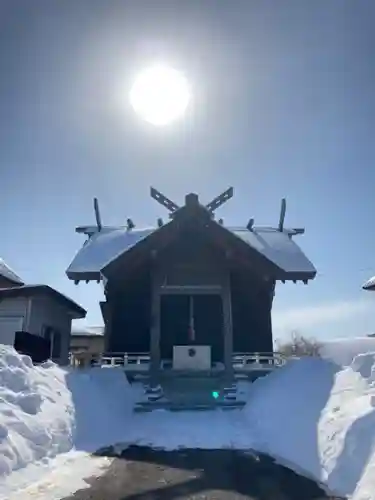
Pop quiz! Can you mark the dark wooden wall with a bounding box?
[106,267,151,353]
[231,268,274,354]
[155,230,225,287]
[105,230,274,355]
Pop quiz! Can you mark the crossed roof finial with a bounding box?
[150,186,234,216]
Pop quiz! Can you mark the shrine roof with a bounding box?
[66,224,316,282]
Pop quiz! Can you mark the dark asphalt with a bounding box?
[62,446,343,500]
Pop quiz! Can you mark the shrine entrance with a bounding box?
[159,293,224,363]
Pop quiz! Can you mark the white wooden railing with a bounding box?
[101,353,150,367]
[79,352,294,371]
[232,352,292,369]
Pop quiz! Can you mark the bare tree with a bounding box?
[275,331,322,358]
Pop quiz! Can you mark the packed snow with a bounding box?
[3,341,375,499]
[0,347,74,478]
[0,346,113,499]
[246,356,375,499]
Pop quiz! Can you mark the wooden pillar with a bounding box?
[102,300,113,353]
[222,272,234,382]
[149,275,161,387]
[268,281,276,353]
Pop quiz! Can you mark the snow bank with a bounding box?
[0,344,137,483]
[5,339,375,500]
[0,345,74,477]
[320,336,375,366]
[64,367,256,452]
[63,365,137,452]
[246,354,375,499]
[0,348,136,499]
[119,403,256,451]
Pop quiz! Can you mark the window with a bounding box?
[42,326,62,360]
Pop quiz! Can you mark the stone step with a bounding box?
[139,376,241,406]
[134,375,245,411]
[134,399,246,413]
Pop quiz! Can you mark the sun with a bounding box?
[129,64,190,126]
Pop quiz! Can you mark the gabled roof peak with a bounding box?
[0,258,24,285]
[185,192,199,206]
[151,187,234,218]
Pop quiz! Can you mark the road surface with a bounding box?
[62,446,342,500]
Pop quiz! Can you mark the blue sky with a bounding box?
[1,0,375,340]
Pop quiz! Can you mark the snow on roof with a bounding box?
[0,258,24,285]
[230,227,316,275]
[363,275,375,290]
[67,227,154,276]
[66,225,316,279]
[0,285,86,318]
[71,325,104,337]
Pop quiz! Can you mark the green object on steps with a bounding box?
[134,375,245,412]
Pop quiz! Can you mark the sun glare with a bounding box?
[129,64,190,126]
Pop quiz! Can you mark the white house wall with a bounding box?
[0,297,29,324]
[0,297,29,346]
[27,296,72,365]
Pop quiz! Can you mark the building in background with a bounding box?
[0,284,86,365]
[70,325,105,366]
[363,276,375,291]
[0,258,24,288]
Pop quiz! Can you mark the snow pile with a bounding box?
[123,402,256,451]
[58,367,256,452]
[63,365,137,452]
[0,344,138,483]
[62,353,375,499]
[62,352,375,499]
[5,340,375,500]
[246,354,375,499]
[320,336,375,366]
[0,345,74,477]
[68,371,256,451]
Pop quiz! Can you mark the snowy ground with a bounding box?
[3,341,375,499]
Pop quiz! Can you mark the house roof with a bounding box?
[71,325,104,337]
[363,275,375,290]
[0,258,24,285]
[66,223,316,282]
[0,285,86,318]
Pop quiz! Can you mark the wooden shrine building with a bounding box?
[66,188,316,385]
